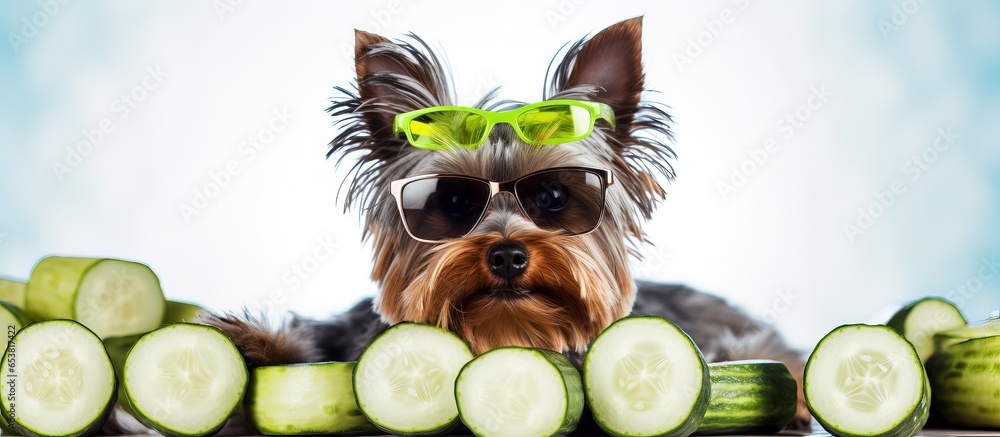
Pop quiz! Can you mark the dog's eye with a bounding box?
[534,183,570,213]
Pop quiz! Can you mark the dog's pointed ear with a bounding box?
[559,16,644,131]
[354,29,443,138]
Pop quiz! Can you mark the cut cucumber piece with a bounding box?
[926,334,1000,428]
[0,297,30,432]
[104,333,143,417]
[933,317,1000,352]
[886,297,966,363]
[246,361,376,435]
[696,360,797,435]
[26,256,166,338]
[0,300,30,337]
[805,324,929,437]
[584,315,710,437]
[0,278,26,308]
[456,347,583,437]
[164,301,206,324]
[353,322,474,435]
[123,323,247,437]
[1,320,117,437]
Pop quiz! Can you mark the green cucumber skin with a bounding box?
[926,335,1000,428]
[585,315,711,437]
[695,361,797,435]
[352,322,471,436]
[125,323,248,437]
[536,348,585,435]
[1,320,119,437]
[25,257,103,320]
[104,334,144,417]
[805,324,930,437]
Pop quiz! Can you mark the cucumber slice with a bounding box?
[1,320,117,437]
[805,324,929,437]
[584,315,710,437]
[26,256,166,338]
[456,347,583,437]
[164,301,206,324]
[246,361,376,435]
[926,334,1000,428]
[0,278,26,308]
[123,323,248,437]
[696,360,797,435]
[353,322,474,435]
[886,297,966,363]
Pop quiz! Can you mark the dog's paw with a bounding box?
[197,310,320,366]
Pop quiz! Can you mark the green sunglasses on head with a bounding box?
[392,99,616,150]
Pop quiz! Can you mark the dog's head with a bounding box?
[329,17,674,354]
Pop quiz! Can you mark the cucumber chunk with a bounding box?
[123,323,247,437]
[164,300,206,324]
[1,320,117,437]
[246,361,376,435]
[0,301,29,337]
[926,333,1000,428]
[26,256,166,338]
[0,278,26,308]
[456,347,583,437]
[805,324,929,437]
[933,317,1000,352]
[696,360,797,435]
[353,322,474,435]
[886,297,966,363]
[584,315,710,437]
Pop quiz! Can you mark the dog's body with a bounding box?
[109,16,810,434]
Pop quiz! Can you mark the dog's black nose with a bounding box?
[486,243,528,281]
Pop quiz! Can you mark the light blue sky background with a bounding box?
[1,1,998,350]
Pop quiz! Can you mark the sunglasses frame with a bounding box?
[389,167,615,243]
[392,99,616,150]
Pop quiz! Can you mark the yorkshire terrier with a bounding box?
[111,16,809,434]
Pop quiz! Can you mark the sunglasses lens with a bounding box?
[515,169,606,234]
[515,104,593,144]
[408,110,489,149]
[400,177,491,241]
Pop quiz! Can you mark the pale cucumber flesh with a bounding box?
[124,323,247,437]
[353,323,474,435]
[1,320,116,437]
[805,325,928,436]
[887,298,966,363]
[75,259,165,338]
[584,316,710,437]
[456,347,582,437]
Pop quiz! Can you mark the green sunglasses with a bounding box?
[392,99,616,150]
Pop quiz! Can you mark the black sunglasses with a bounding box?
[389,167,614,243]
